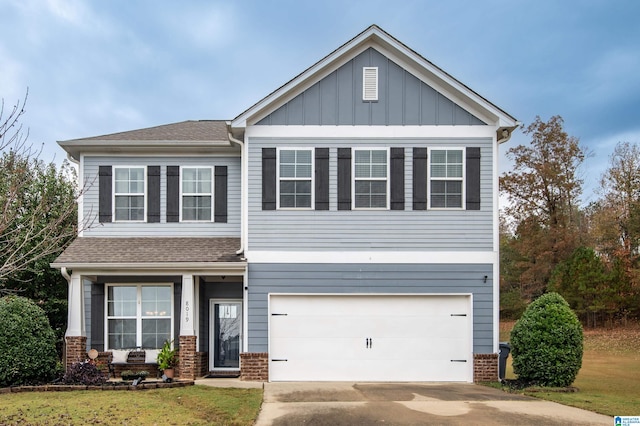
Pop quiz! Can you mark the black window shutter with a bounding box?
[215,166,228,223]
[166,166,180,222]
[91,283,105,351]
[337,148,352,210]
[390,148,405,210]
[262,148,276,210]
[173,281,182,346]
[412,148,428,210]
[466,147,481,210]
[98,166,112,223]
[147,166,160,223]
[315,148,329,210]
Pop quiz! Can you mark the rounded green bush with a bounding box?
[0,295,59,386]
[510,292,583,387]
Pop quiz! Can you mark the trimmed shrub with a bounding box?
[510,292,583,387]
[0,295,59,386]
[63,362,108,385]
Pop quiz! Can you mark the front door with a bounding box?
[210,300,242,370]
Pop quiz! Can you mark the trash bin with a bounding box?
[498,342,511,381]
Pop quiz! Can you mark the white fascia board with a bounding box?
[49,262,247,276]
[246,251,497,264]
[246,125,496,139]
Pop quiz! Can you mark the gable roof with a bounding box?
[59,120,235,160]
[232,25,517,129]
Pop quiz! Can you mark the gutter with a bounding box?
[497,123,521,144]
[227,124,246,256]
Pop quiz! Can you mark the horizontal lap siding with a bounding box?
[247,263,494,354]
[82,156,240,237]
[247,138,493,251]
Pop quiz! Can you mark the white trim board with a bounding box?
[246,250,497,264]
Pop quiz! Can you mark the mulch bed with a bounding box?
[0,380,194,393]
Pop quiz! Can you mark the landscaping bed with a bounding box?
[0,379,194,393]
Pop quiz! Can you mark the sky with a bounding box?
[1,0,639,202]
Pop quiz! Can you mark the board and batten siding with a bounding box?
[247,263,494,354]
[256,47,485,127]
[82,156,240,237]
[247,138,494,251]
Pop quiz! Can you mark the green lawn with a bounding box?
[500,321,640,416]
[0,385,263,426]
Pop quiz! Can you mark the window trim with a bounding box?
[352,147,390,210]
[276,147,315,210]
[112,165,147,222]
[180,166,214,222]
[105,283,174,350]
[427,147,466,210]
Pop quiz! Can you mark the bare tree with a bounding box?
[0,91,80,286]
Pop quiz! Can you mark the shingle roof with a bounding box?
[52,237,243,265]
[63,120,230,143]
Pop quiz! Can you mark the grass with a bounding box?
[0,385,263,426]
[499,321,640,416]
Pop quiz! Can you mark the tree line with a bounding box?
[501,115,640,327]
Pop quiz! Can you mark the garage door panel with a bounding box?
[269,295,472,382]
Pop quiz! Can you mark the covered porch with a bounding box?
[51,237,247,380]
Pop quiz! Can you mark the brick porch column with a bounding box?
[65,336,87,369]
[178,335,197,380]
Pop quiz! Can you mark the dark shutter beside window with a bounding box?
[315,148,329,210]
[262,148,276,210]
[98,166,112,223]
[147,166,161,223]
[91,283,105,351]
[390,147,405,210]
[466,147,481,210]
[166,166,180,222]
[412,148,427,210]
[214,166,228,223]
[337,148,352,210]
[173,282,181,347]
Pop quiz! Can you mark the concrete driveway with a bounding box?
[254,382,612,425]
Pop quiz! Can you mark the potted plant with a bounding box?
[157,340,178,379]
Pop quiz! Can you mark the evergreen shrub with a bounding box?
[0,295,59,386]
[510,292,583,387]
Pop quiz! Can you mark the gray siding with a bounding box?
[247,263,494,354]
[257,48,485,126]
[247,138,494,251]
[82,156,241,237]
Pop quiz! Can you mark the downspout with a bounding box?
[227,124,246,256]
[61,266,71,283]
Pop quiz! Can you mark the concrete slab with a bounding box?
[255,382,613,426]
[194,378,264,389]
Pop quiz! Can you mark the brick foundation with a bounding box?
[473,353,498,382]
[178,336,197,380]
[65,336,87,370]
[240,352,268,381]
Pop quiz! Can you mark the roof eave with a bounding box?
[50,261,247,274]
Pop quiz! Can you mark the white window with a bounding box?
[363,67,378,101]
[181,167,212,221]
[429,148,464,209]
[353,148,389,209]
[114,166,145,221]
[106,284,172,349]
[278,149,313,209]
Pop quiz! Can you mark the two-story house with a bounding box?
[52,25,518,382]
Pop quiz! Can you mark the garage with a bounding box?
[269,294,472,382]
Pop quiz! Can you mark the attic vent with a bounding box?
[363,67,378,101]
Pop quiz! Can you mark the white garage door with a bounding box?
[269,294,472,382]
